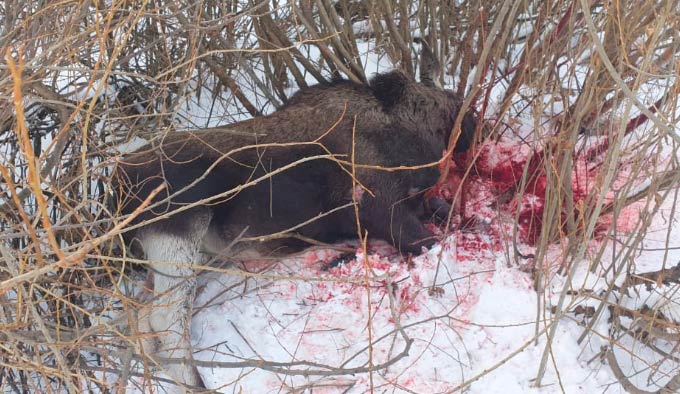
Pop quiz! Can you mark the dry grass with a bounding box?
[0,0,679,392]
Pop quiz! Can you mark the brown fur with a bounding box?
[116,123,442,256]
[115,69,478,255]
[115,71,478,249]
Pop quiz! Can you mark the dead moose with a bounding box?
[112,48,478,392]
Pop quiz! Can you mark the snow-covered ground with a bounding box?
[122,138,678,394]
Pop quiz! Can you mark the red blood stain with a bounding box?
[401,376,416,388]
[435,140,639,246]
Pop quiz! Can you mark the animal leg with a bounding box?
[138,213,210,393]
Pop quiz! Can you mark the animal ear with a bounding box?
[419,41,442,88]
[369,71,409,108]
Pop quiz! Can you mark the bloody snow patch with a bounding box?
[468,141,536,194]
[439,139,646,245]
[192,234,500,393]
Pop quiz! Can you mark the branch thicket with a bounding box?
[0,0,678,392]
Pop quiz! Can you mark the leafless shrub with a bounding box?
[0,0,679,392]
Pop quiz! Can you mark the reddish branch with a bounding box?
[584,95,667,162]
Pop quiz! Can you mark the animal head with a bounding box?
[368,45,477,153]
